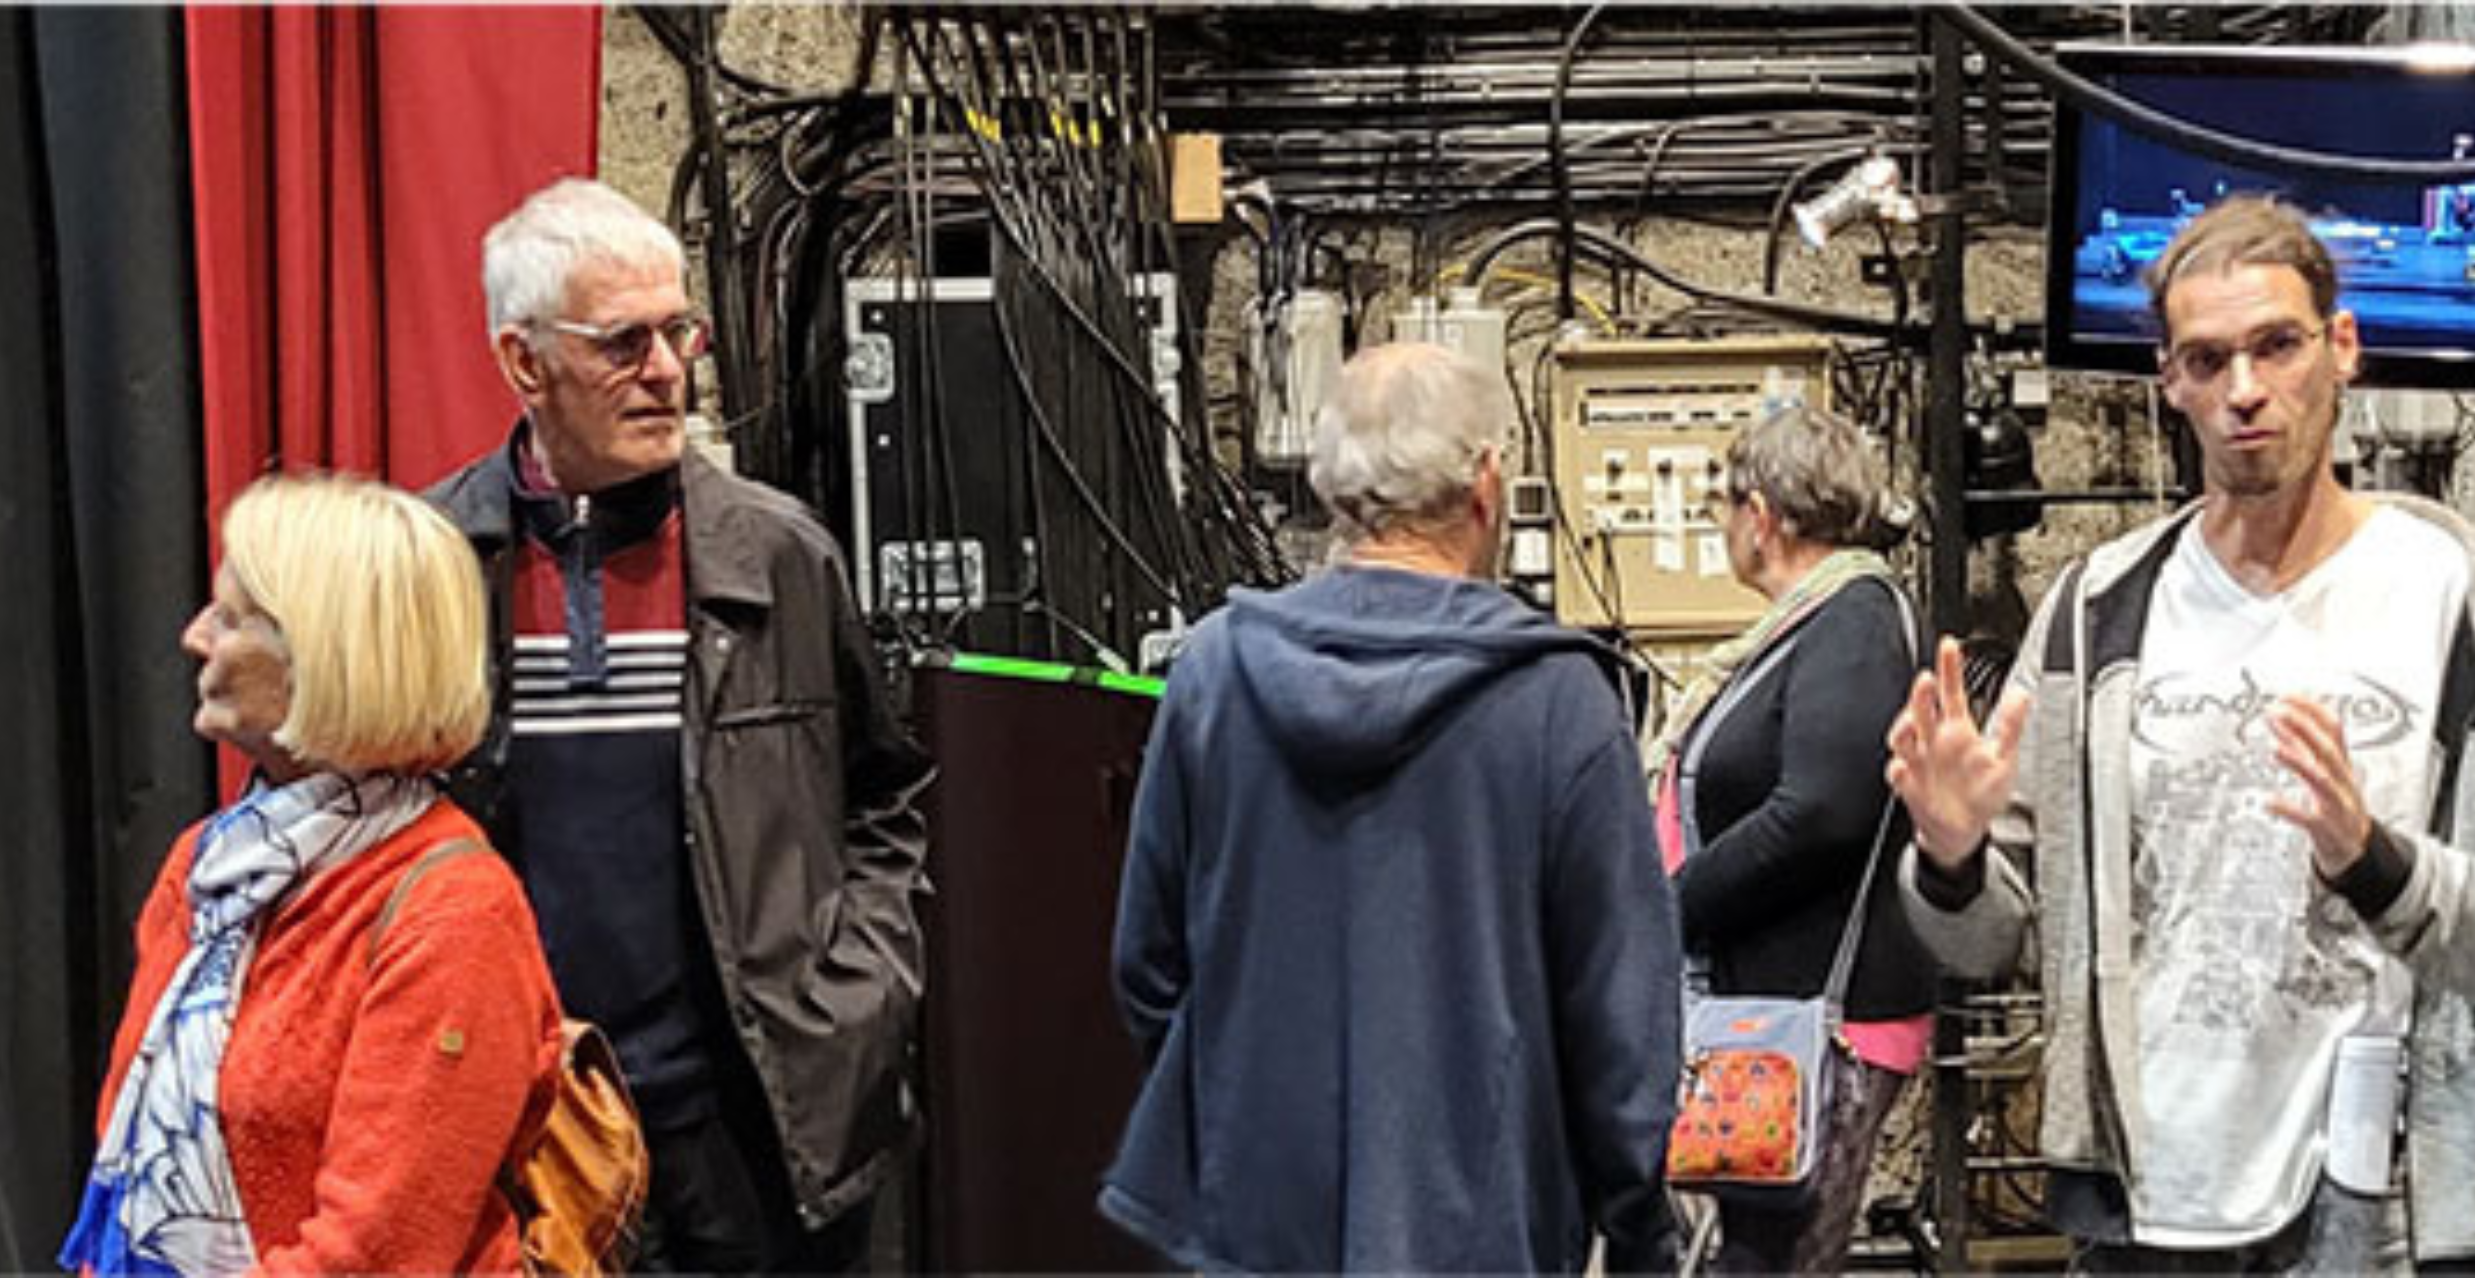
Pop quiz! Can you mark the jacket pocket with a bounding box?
[713,698,828,730]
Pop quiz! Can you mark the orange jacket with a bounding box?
[98,798,562,1274]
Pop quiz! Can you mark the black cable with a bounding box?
[679,10,759,423]
[889,93,932,637]
[891,41,953,644]
[1010,10,1201,605]
[632,6,693,64]
[633,7,795,110]
[1139,90,1285,588]
[881,10,1289,629]
[1550,3,1607,322]
[1463,218,1911,340]
[911,11,1280,623]
[1939,3,2475,185]
[989,262,1185,610]
[1868,218,1913,493]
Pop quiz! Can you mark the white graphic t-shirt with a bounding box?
[2125,507,2464,1247]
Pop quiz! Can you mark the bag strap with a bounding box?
[364,836,544,1226]
[367,837,490,968]
[1820,581,1923,1013]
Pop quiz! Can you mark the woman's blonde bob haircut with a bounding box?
[219,473,490,776]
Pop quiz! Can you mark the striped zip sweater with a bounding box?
[503,456,719,1132]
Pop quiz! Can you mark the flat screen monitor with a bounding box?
[2046,43,2475,388]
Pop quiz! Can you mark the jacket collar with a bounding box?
[2075,502,2201,674]
[444,422,777,613]
[435,422,527,550]
[678,447,774,611]
[2069,492,2475,673]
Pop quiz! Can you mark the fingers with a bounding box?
[2270,696,2344,760]
[1987,688,2033,764]
[1887,677,1948,791]
[1884,736,1929,799]
[1888,681,1929,758]
[2265,788,2359,875]
[2267,695,2370,873]
[1894,658,1948,753]
[1933,636,1970,725]
[2269,698,2348,801]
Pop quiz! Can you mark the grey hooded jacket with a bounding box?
[1901,493,2475,1259]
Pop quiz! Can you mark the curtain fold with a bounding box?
[0,9,599,1264]
[0,10,213,1268]
[0,15,83,1266]
[373,8,604,488]
[186,5,599,791]
[187,4,602,520]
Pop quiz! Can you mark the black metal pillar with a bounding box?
[1925,14,1971,639]
[1926,19,1974,1274]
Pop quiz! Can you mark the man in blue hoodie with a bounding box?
[1101,341,1683,1273]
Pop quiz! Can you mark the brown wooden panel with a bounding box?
[914,666,1160,1273]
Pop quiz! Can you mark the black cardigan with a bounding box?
[1674,576,1937,1021]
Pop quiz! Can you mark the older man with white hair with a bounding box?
[1101,341,1683,1273]
[429,177,933,1273]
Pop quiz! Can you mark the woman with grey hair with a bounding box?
[1648,403,1934,1274]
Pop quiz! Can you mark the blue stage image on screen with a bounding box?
[2049,44,2475,386]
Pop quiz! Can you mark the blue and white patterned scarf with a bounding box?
[59,771,436,1276]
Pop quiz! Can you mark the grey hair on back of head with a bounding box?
[1309,342,1514,543]
[1727,401,1902,550]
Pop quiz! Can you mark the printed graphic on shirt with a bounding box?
[2132,666,2420,754]
[2122,508,2461,1248]
[2131,665,2418,1035]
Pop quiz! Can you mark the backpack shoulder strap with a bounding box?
[368,837,491,968]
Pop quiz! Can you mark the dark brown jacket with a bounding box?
[430,440,934,1227]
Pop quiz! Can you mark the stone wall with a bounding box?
[590,0,2156,1250]
[598,6,2196,648]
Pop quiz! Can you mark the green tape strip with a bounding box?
[947,652,1164,699]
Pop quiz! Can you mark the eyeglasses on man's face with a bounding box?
[2160,320,2325,388]
[544,313,711,375]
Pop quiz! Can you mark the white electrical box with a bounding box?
[1393,286,1508,376]
[1250,288,1345,466]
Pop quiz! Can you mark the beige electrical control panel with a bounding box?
[1546,335,1835,637]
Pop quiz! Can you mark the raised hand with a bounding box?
[2265,695,2373,879]
[1884,636,2031,873]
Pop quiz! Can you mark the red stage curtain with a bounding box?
[185,5,600,789]
[187,4,602,526]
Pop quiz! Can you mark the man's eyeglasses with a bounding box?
[544,314,711,373]
[2160,320,2324,388]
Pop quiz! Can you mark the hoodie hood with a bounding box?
[1223,565,1610,774]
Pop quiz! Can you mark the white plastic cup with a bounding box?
[2325,1034,2404,1195]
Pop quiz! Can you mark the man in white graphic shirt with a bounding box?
[1887,195,2475,1271]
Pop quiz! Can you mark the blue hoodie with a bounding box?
[1101,565,1682,1274]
